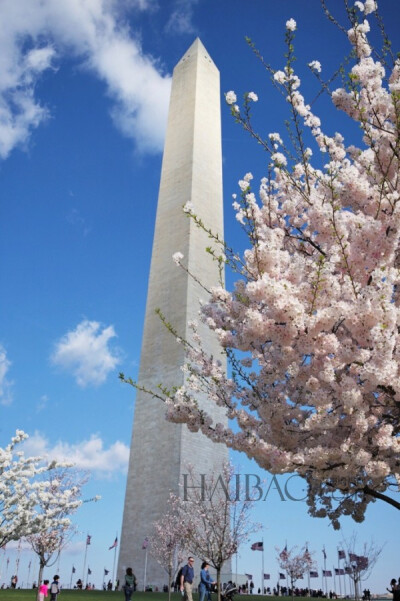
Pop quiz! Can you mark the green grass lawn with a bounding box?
[0,592,303,601]
[0,593,200,601]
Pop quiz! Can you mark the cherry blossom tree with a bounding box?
[0,430,88,595]
[277,545,315,599]
[122,0,400,527]
[26,468,85,593]
[342,534,382,600]
[168,463,260,601]
[0,430,59,548]
[149,512,188,601]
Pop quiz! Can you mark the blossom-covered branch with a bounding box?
[161,3,400,527]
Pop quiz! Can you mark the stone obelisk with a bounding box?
[117,38,228,589]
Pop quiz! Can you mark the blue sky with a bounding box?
[1,0,400,593]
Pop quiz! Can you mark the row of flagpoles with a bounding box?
[74,534,119,588]
[0,534,119,590]
[245,541,368,597]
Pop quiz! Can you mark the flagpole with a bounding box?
[323,548,327,597]
[338,567,342,597]
[82,535,89,586]
[340,555,346,597]
[5,558,9,585]
[27,560,31,589]
[112,538,117,588]
[235,551,238,587]
[143,545,148,592]
[305,542,310,595]
[261,538,264,595]
[333,565,336,597]
[15,539,21,583]
[285,540,289,595]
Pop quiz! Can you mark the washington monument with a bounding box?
[118,38,228,588]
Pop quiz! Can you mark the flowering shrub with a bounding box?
[277,545,315,595]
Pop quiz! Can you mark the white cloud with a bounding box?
[0,0,171,159]
[51,319,120,387]
[0,344,13,405]
[22,431,129,476]
[166,0,199,34]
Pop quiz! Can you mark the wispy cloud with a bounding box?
[36,394,49,412]
[22,431,129,476]
[0,344,13,405]
[67,208,91,236]
[0,0,171,159]
[51,319,120,387]
[165,0,199,35]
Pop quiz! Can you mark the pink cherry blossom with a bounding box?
[160,8,400,527]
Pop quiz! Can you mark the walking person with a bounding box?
[180,557,195,601]
[123,567,137,601]
[199,562,215,601]
[388,580,398,597]
[49,575,60,601]
[39,580,49,601]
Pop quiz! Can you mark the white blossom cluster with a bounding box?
[0,431,82,550]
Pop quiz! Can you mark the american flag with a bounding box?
[338,550,346,560]
[279,545,288,560]
[357,556,369,570]
[86,535,91,545]
[104,569,109,575]
[88,567,92,575]
[142,538,149,550]
[245,574,253,580]
[72,567,76,574]
[263,574,270,580]
[323,570,332,577]
[279,573,285,580]
[109,537,118,550]
[310,571,318,578]
[251,541,263,551]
